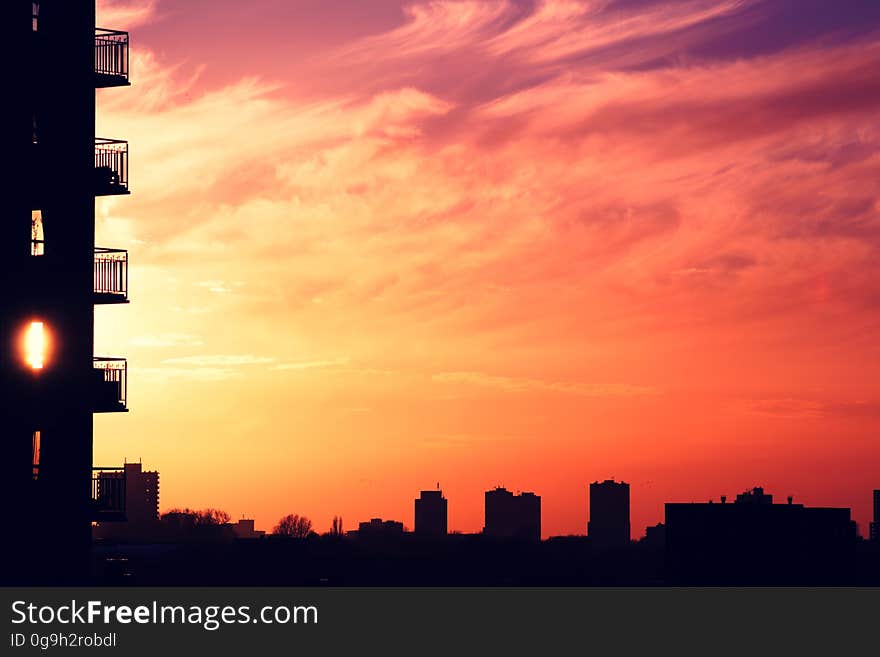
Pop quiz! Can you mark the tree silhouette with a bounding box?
[161,508,230,529]
[158,508,232,540]
[273,514,313,538]
[331,515,344,536]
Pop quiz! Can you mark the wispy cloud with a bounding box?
[432,371,657,397]
[130,333,204,348]
[194,281,244,295]
[97,0,160,30]
[133,366,240,382]
[274,358,350,371]
[746,398,880,420]
[162,355,277,367]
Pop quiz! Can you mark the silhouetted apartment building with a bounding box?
[665,487,857,584]
[415,489,448,536]
[357,518,405,538]
[483,488,541,541]
[93,462,159,541]
[1,1,133,583]
[231,519,265,540]
[588,479,630,549]
[871,490,880,542]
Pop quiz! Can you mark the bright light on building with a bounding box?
[25,321,45,370]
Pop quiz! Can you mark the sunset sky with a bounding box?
[93,0,880,538]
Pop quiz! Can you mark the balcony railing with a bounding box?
[95,28,130,88]
[94,247,129,304]
[95,138,129,196]
[28,465,127,521]
[92,467,127,522]
[28,242,130,304]
[93,357,127,413]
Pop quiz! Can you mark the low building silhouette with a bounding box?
[356,518,405,538]
[415,488,447,536]
[588,479,630,549]
[483,488,541,541]
[871,490,879,542]
[665,487,857,584]
[231,518,265,539]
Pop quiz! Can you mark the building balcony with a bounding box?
[95,28,130,88]
[93,357,127,413]
[95,138,129,196]
[92,467,127,522]
[29,465,127,522]
[94,247,129,304]
[28,243,129,305]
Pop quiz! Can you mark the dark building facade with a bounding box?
[1,1,132,583]
[356,518,405,538]
[415,489,448,536]
[665,487,857,584]
[588,479,630,549]
[871,490,879,542]
[93,462,160,541]
[483,488,541,541]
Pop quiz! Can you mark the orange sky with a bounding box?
[93,0,880,538]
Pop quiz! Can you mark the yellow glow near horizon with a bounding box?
[25,321,46,370]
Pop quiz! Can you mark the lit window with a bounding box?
[31,210,44,256]
[25,321,45,370]
[32,2,39,32]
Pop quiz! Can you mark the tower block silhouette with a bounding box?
[1,0,133,583]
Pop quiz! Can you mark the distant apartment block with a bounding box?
[357,518,405,538]
[415,489,448,536]
[588,479,631,549]
[483,487,541,541]
[93,461,159,541]
[665,487,857,583]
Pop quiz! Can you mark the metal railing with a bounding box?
[92,467,127,521]
[95,28,130,86]
[28,466,127,521]
[28,242,129,303]
[95,138,129,196]
[94,247,129,302]
[93,357,127,412]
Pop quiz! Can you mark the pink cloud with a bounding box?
[97,0,160,29]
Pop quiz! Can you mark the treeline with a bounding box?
[147,509,344,540]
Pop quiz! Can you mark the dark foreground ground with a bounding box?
[91,534,880,586]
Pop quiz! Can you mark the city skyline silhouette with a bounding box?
[87,469,880,585]
[93,462,879,543]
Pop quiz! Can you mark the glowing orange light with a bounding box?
[25,321,45,370]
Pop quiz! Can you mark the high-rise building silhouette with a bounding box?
[483,487,541,541]
[665,488,857,584]
[93,462,159,541]
[415,488,448,536]
[871,489,879,542]
[588,479,630,549]
[1,0,132,583]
